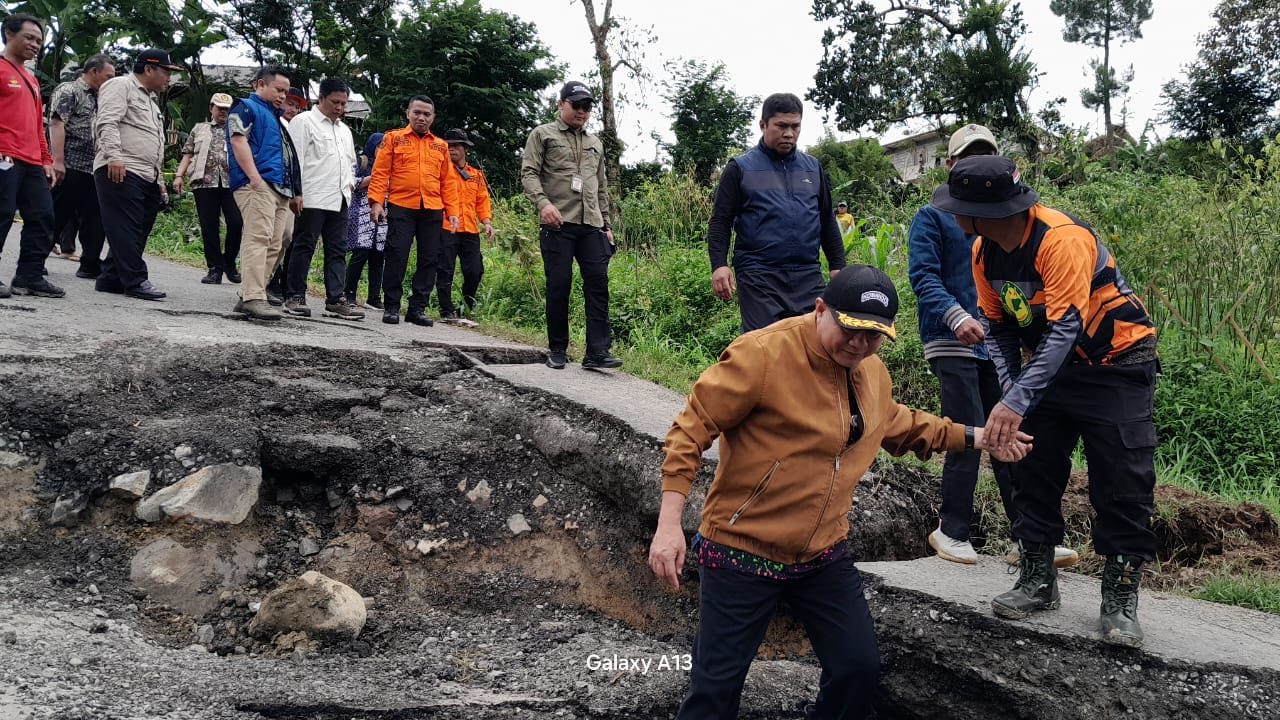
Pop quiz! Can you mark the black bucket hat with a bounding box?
[930,156,1040,219]
[443,128,474,147]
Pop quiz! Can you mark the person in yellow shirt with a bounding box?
[836,201,855,235]
[436,129,493,323]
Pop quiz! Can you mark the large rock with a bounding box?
[129,537,259,615]
[109,470,151,500]
[249,571,366,641]
[136,464,261,524]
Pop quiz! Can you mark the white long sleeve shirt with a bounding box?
[286,108,356,212]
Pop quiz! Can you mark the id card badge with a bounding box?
[571,175,584,193]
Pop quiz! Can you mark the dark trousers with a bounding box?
[539,223,612,357]
[679,556,880,720]
[437,230,484,315]
[94,168,160,292]
[930,356,1015,541]
[193,186,243,273]
[383,204,443,314]
[286,203,349,302]
[57,210,78,254]
[346,248,385,303]
[0,159,54,282]
[735,265,827,334]
[1012,360,1159,559]
[53,168,103,270]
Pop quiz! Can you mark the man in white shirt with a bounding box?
[282,78,361,320]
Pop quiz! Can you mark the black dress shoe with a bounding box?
[406,310,434,327]
[224,268,242,283]
[546,351,567,370]
[201,268,223,284]
[95,277,125,294]
[266,291,284,307]
[366,297,384,309]
[382,310,400,324]
[75,269,99,280]
[125,281,167,301]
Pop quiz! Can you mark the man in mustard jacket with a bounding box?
[649,265,1031,720]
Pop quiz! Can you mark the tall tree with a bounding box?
[809,0,1038,148]
[1160,0,1280,141]
[220,0,394,88]
[806,133,899,205]
[573,0,655,219]
[6,0,123,87]
[661,60,755,184]
[1048,0,1152,133]
[351,0,559,193]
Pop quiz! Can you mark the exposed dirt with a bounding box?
[0,341,1277,719]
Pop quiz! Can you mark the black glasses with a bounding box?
[570,100,594,112]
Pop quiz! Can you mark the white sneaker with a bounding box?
[1005,545,1080,568]
[928,528,978,564]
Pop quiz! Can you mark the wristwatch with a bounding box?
[964,425,975,451]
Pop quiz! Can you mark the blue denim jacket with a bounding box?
[907,205,988,361]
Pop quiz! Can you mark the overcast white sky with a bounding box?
[481,0,1216,162]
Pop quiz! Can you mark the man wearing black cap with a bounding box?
[521,81,620,370]
[437,128,492,323]
[649,266,1031,719]
[707,93,847,333]
[931,155,1159,648]
[92,48,181,301]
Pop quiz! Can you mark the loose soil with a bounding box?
[0,341,1277,719]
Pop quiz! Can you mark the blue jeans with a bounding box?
[678,553,880,719]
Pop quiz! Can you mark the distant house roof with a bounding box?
[882,129,947,182]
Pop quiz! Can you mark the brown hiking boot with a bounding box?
[323,299,365,321]
[235,298,282,322]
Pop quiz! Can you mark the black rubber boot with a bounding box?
[992,540,1060,619]
[1100,555,1145,648]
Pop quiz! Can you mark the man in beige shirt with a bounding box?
[92,48,178,301]
[520,81,619,370]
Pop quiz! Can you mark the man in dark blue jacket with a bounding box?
[908,124,1076,569]
[707,93,846,333]
[227,65,303,321]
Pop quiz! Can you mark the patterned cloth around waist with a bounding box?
[692,533,848,580]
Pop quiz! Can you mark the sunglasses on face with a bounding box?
[570,100,594,112]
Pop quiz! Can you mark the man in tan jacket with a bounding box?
[649,265,1031,720]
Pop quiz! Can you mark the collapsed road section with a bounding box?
[0,341,1277,719]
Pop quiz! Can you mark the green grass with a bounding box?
[1194,573,1280,615]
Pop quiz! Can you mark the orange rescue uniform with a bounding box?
[369,127,460,217]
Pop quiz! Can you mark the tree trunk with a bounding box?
[1102,1,1113,133]
[576,0,623,233]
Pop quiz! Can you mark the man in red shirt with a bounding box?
[0,14,63,299]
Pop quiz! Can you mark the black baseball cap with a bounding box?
[559,81,595,103]
[287,87,309,107]
[443,128,474,147]
[136,49,183,72]
[930,155,1040,219]
[822,265,898,341]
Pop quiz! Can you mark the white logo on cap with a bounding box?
[861,290,890,307]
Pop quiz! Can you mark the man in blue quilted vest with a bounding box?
[707,93,847,333]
